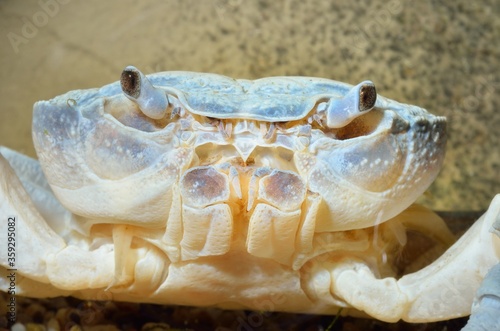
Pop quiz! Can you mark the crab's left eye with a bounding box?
[323,81,377,128]
[121,67,141,98]
[359,82,377,112]
[120,66,169,120]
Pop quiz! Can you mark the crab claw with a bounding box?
[324,80,377,128]
[120,66,169,119]
[329,195,500,322]
[0,147,167,296]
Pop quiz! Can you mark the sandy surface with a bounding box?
[0,1,499,207]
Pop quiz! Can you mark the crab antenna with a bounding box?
[120,66,169,120]
[325,80,377,128]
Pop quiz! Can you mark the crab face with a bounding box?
[32,66,445,232]
[2,67,498,324]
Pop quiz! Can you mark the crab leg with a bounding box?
[461,262,500,330]
[330,195,500,323]
[0,149,65,286]
[0,148,115,295]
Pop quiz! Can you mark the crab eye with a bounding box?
[120,66,169,120]
[359,82,377,112]
[324,81,377,128]
[121,67,141,98]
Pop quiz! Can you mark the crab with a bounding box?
[1,66,499,325]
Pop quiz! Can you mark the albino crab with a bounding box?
[1,67,499,326]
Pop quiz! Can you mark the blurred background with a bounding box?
[0,1,499,209]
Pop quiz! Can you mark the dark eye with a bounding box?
[119,66,169,120]
[359,83,377,112]
[121,67,141,99]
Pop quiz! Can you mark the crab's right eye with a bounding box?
[323,81,377,128]
[120,66,169,120]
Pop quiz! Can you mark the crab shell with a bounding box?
[1,67,499,323]
[32,68,445,231]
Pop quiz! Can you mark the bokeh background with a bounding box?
[1,1,499,209]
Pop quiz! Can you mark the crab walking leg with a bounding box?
[0,147,83,238]
[0,150,115,293]
[398,195,500,322]
[0,147,50,192]
[331,195,500,323]
[461,263,500,331]
[0,152,65,284]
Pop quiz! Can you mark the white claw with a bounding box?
[120,66,169,120]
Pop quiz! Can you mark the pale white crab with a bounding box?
[1,67,499,325]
